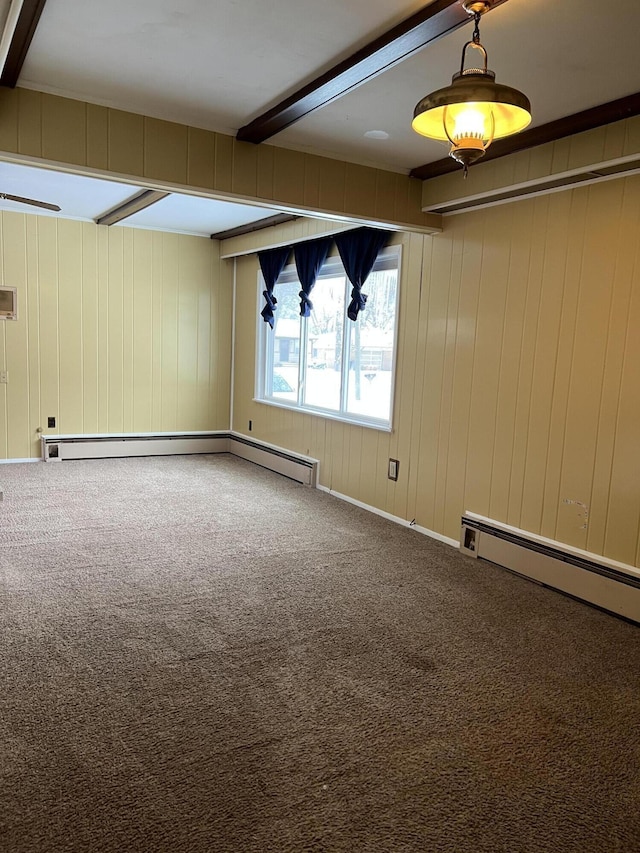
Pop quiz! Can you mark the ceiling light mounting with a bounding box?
[412,0,531,177]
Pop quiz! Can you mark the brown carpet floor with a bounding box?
[0,454,639,853]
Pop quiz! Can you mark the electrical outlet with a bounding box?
[0,370,7,384]
[48,416,56,428]
[388,458,399,481]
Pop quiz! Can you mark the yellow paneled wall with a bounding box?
[233,176,640,568]
[0,212,231,458]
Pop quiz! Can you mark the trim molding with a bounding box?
[316,483,459,548]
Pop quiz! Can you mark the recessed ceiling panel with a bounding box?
[0,162,141,220]
[114,194,282,237]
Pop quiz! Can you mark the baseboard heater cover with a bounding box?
[228,434,317,486]
[461,512,640,623]
[41,432,317,486]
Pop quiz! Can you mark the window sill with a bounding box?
[252,397,393,433]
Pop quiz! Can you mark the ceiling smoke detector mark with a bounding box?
[364,130,389,140]
[388,458,399,481]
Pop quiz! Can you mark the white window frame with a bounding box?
[255,244,401,431]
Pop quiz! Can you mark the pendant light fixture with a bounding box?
[412,0,531,176]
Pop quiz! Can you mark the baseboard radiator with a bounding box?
[40,432,317,486]
[460,511,640,623]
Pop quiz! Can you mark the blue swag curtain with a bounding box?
[258,246,291,328]
[294,237,332,317]
[334,228,390,321]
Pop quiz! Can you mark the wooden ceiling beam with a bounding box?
[237,0,509,144]
[95,190,169,227]
[410,92,640,181]
[211,213,298,241]
[0,0,48,88]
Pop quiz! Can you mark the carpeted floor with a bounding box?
[1,454,639,853]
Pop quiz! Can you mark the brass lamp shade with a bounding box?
[411,1,531,175]
[412,71,531,141]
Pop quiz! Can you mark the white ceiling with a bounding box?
[0,0,638,231]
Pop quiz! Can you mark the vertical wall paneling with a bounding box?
[187,127,216,191]
[441,214,483,537]
[0,86,18,152]
[3,215,28,457]
[25,216,41,445]
[150,231,163,428]
[214,251,233,430]
[411,231,443,530]
[107,227,124,432]
[554,182,623,549]
[539,189,588,539]
[231,140,258,199]
[97,225,110,430]
[432,224,464,535]
[505,197,549,527]
[463,203,513,519]
[38,218,60,437]
[487,202,533,525]
[587,179,640,558]
[176,236,199,429]
[519,192,573,535]
[0,212,227,458]
[86,103,108,172]
[17,88,42,159]
[108,109,145,177]
[603,203,640,566]
[356,424,378,507]
[132,230,153,431]
[144,118,188,185]
[162,234,183,431]
[122,228,135,431]
[41,95,87,167]
[389,233,423,522]
[81,222,99,433]
[58,220,84,434]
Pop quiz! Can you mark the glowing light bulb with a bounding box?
[452,105,490,143]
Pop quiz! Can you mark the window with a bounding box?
[257,246,400,429]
